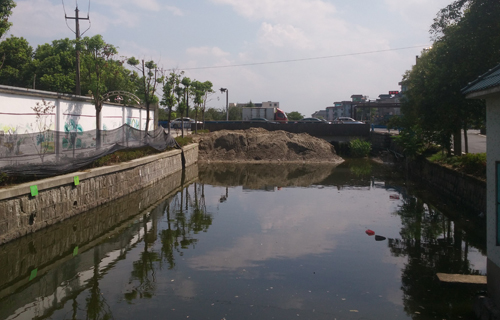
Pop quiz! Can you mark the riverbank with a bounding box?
[0,144,198,245]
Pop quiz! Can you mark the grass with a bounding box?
[175,135,193,147]
[88,146,162,168]
[349,139,372,157]
[427,152,486,179]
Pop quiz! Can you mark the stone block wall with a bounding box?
[408,158,486,214]
[0,164,199,298]
[0,144,198,244]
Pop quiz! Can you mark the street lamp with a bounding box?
[220,87,228,121]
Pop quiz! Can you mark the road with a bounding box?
[462,129,486,154]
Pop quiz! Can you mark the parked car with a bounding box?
[170,117,200,129]
[250,117,277,123]
[333,117,364,124]
[297,117,331,124]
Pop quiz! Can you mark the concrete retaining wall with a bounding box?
[0,163,198,302]
[0,143,198,244]
[370,131,485,214]
[408,158,486,214]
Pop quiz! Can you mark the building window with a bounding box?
[497,162,500,245]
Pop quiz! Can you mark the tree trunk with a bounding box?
[463,125,469,154]
[167,107,172,135]
[96,106,101,149]
[195,105,198,134]
[453,128,462,156]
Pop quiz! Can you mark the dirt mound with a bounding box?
[192,128,343,163]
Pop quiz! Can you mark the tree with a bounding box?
[174,78,187,137]
[287,111,304,121]
[400,0,499,155]
[191,80,213,133]
[160,70,183,134]
[33,38,76,93]
[81,35,118,148]
[0,36,34,88]
[228,104,242,120]
[181,76,191,120]
[127,57,164,133]
[0,0,15,39]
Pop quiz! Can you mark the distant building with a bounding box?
[327,101,354,120]
[311,110,327,119]
[232,101,278,109]
[350,94,367,103]
[262,101,279,108]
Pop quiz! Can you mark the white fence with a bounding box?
[0,85,154,136]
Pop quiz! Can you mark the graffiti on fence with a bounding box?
[62,119,85,150]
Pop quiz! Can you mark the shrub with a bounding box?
[175,135,193,147]
[427,152,486,179]
[90,147,160,168]
[349,139,371,157]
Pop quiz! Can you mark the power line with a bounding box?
[174,44,430,71]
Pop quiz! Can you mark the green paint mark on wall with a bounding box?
[30,185,38,197]
[29,268,37,281]
[74,176,80,185]
[73,246,79,256]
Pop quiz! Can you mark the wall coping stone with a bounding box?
[0,144,198,201]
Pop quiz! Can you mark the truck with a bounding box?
[242,107,288,123]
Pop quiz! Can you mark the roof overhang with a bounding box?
[465,85,500,99]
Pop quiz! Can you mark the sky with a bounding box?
[8,0,452,117]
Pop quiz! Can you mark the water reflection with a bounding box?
[390,195,485,318]
[0,160,486,320]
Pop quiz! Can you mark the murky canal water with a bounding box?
[0,160,486,320]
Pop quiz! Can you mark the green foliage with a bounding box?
[349,139,371,157]
[127,57,164,131]
[161,71,184,124]
[91,147,160,168]
[399,0,497,155]
[0,0,15,38]
[349,159,373,176]
[204,107,226,120]
[228,105,242,120]
[33,38,76,93]
[0,171,8,185]
[287,111,304,121]
[174,135,193,147]
[81,35,118,104]
[0,36,34,87]
[428,152,486,179]
[392,125,430,158]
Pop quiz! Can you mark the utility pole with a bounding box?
[65,4,89,96]
[220,88,228,121]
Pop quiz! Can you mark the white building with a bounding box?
[463,64,500,312]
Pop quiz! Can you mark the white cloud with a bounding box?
[92,0,161,12]
[165,5,184,16]
[383,0,452,30]
[212,0,336,24]
[9,0,68,40]
[188,201,349,271]
[186,46,230,58]
[257,23,311,49]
